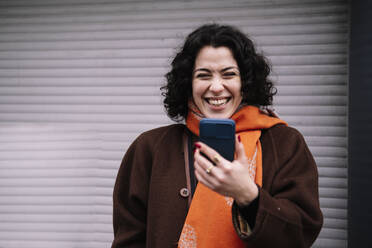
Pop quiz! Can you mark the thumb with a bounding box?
[235,134,247,162]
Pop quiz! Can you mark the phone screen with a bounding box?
[199,118,235,162]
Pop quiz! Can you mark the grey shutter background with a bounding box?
[0,0,348,247]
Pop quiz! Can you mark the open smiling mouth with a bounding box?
[205,97,231,107]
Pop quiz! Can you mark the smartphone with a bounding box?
[199,118,235,162]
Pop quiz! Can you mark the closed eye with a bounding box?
[196,73,212,79]
[223,72,238,78]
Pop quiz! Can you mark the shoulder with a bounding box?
[262,124,306,148]
[265,124,303,138]
[122,123,186,163]
[134,123,186,150]
[140,123,186,137]
[261,124,312,168]
[138,123,185,141]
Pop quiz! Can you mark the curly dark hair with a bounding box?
[161,23,276,122]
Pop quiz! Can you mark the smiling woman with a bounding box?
[112,24,323,248]
[192,46,242,119]
[162,24,276,122]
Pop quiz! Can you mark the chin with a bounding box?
[205,112,232,119]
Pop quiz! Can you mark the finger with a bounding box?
[234,134,247,162]
[194,147,216,171]
[194,163,219,189]
[195,142,228,166]
[194,160,216,182]
[194,149,222,184]
[195,169,215,189]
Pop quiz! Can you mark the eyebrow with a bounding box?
[221,66,239,72]
[193,66,239,73]
[193,68,210,73]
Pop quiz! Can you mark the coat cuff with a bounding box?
[232,187,260,238]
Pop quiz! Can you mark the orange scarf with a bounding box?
[178,105,286,248]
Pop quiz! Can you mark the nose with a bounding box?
[209,77,224,94]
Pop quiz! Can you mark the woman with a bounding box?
[112,24,323,248]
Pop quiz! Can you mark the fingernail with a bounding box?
[238,135,241,143]
[194,143,201,149]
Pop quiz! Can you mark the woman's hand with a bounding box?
[194,135,259,206]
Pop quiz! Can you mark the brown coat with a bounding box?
[111,124,323,248]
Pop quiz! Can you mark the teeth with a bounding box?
[208,98,228,106]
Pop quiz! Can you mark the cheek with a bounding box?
[228,80,242,97]
[192,81,205,99]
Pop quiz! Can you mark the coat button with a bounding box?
[180,188,190,198]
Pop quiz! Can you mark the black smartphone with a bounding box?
[199,118,235,162]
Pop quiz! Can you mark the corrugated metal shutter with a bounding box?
[0,0,348,247]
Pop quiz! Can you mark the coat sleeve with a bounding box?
[232,126,323,248]
[111,134,152,248]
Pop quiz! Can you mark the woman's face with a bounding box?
[192,46,242,119]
